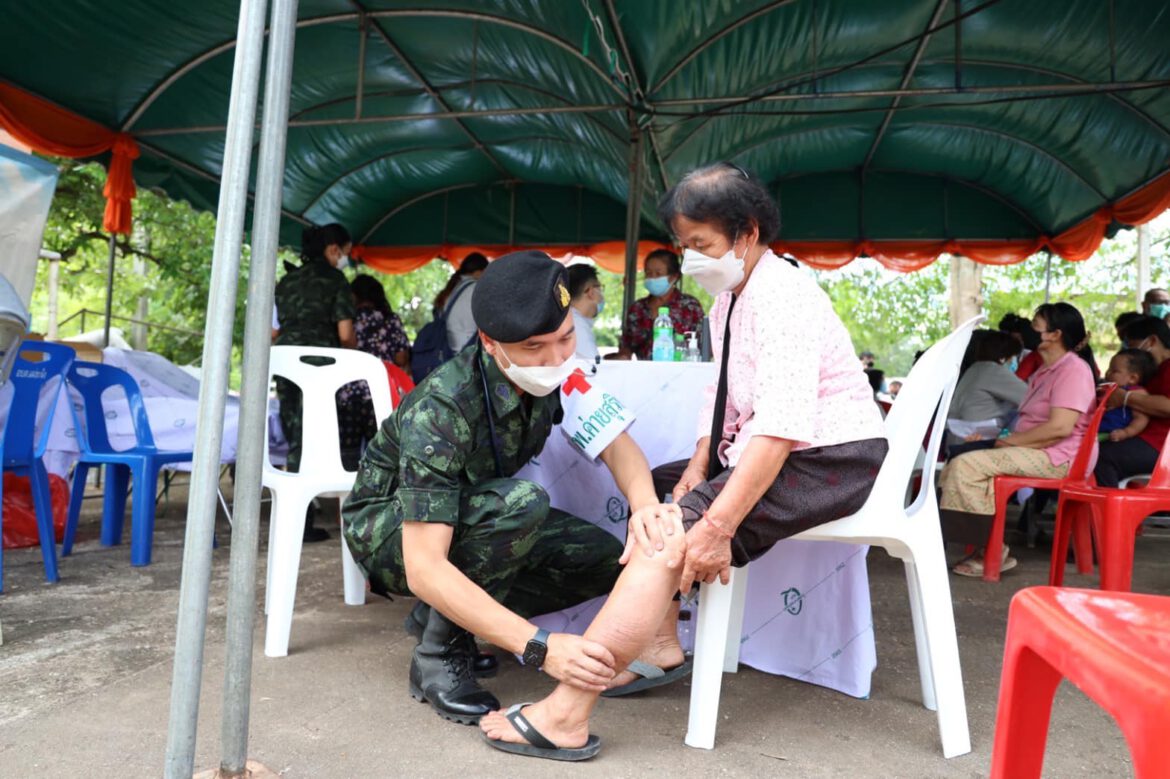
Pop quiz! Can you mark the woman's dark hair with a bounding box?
[459,252,489,276]
[1121,315,1170,349]
[657,162,781,243]
[351,274,392,318]
[1035,302,1098,378]
[1115,311,1143,334]
[301,222,351,261]
[1114,348,1157,384]
[960,330,1019,377]
[645,248,681,277]
[998,312,1041,351]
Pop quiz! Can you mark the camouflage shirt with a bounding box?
[274,257,355,347]
[344,345,563,555]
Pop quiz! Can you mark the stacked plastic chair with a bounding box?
[991,586,1170,778]
[1052,427,1170,591]
[685,317,982,758]
[0,341,75,589]
[61,361,193,566]
[263,346,395,658]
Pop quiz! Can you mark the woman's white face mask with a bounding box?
[681,238,746,296]
[496,345,577,397]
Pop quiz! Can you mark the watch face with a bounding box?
[523,640,547,667]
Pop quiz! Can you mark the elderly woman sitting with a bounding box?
[480,162,887,761]
[941,303,1098,577]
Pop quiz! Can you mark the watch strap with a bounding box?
[532,627,550,646]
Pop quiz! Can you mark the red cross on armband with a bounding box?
[562,368,592,396]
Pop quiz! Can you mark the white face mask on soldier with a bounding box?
[681,243,746,296]
[497,345,578,397]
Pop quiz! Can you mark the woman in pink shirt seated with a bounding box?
[941,302,1098,577]
[649,162,888,582]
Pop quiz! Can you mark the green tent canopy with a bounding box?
[4,0,1170,271]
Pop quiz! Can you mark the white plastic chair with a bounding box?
[685,316,983,758]
[263,346,395,658]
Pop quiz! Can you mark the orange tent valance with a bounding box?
[0,82,138,234]
[353,241,673,275]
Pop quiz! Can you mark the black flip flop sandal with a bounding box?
[482,703,601,762]
[600,658,694,698]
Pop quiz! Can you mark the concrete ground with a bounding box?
[1,478,1165,778]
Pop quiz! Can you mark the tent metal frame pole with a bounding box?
[218,0,299,773]
[162,0,269,775]
[103,234,116,347]
[621,126,645,321]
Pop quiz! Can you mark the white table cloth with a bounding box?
[521,361,877,698]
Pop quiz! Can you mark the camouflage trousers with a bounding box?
[353,478,623,618]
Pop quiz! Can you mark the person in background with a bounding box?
[947,330,1027,455]
[567,263,603,362]
[444,253,489,353]
[1142,287,1170,319]
[1095,316,1170,486]
[942,303,1097,577]
[337,274,413,469]
[1115,311,1144,343]
[275,222,357,542]
[1098,348,1154,443]
[859,350,876,370]
[612,249,704,360]
[864,368,885,398]
[888,380,903,398]
[999,313,1043,381]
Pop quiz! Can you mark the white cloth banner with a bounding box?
[521,361,877,698]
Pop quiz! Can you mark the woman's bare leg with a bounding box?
[480,532,684,747]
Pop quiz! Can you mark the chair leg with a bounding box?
[908,542,971,758]
[989,643,1063,779]
[264,490,311,658]
[723,565,749,673]
[904,559,937,711]
[685,575,739,750]
[128,462,158,567]
[63,463,91,556]
[1072,507,1095,576]
[1129,712,1170,779]
[101,464,131,546]
[1097,504,1138,592]
[984,485,1012,582]
[337,492,366,606]
[29,462,60,584]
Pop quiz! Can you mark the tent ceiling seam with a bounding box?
[862,0,951,173]
[359,180,514,243]
[355,1,509,178]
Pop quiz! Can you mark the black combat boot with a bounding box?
[409,609,500,724]
[405,601,498,679]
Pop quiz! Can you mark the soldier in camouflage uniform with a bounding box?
[275,223,356,541]
[342,251,670,725]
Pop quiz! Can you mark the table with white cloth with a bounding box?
[520,361,877,698]
[0,346,287,478]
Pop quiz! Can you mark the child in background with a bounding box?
[1099,348,1156,442]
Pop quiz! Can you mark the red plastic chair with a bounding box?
[382,361,414,407]
[990,587,1170,779]
[983,385,1116,582]
[1052,428,1170,591]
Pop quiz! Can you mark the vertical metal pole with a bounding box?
[219,0,298,773]
[46,257,60,340]
[1137,223,1151,311]
[103,234,116,347]
[163,0,269,775]
[1043,254,1053,305]
[621,126,644,321]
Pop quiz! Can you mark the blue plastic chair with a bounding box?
[1,341,75,590]
[62,361,193,566]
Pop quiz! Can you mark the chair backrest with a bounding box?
[266,346,396,479]
[66,361,156,454]
[1142,425,1170,490]
[1063,383,1117,483]
[871,316,983,510]
[3,341,75,464]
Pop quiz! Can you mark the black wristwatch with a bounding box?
[522,628,550,668]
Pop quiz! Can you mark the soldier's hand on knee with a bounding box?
[621,504,684,567]
[542,633,616,692]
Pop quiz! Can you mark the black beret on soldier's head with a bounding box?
[472,250,571,343]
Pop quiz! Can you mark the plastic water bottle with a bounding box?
[652,306,675,361]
